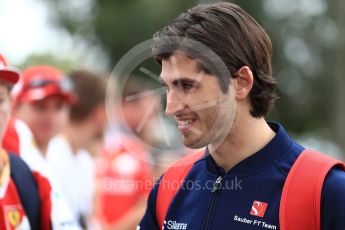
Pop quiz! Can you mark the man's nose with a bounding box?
[165,90,185,116]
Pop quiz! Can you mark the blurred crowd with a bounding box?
[0,53,188,230]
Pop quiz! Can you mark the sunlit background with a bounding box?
[1,0,344,159]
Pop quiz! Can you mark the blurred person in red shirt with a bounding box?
[94,76,157,230]
[2,64,82,229]
[0,53,81,230]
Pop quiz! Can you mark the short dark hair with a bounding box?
[153,2,278,117]
[68,70,107,121]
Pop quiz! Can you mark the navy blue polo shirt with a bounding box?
[139,122,345,230]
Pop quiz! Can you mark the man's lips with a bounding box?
[175,117,197,133]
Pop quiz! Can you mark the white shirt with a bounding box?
[11,119,82,230]
[47,135,95,223]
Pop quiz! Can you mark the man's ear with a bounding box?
[233,66,254,100]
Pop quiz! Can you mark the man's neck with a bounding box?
[36,141,48,157]
[208,116,276,172]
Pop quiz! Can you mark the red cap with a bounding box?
[12,65,76,104]
[0,53,20,84]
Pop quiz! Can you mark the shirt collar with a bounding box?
[203,122,294,176]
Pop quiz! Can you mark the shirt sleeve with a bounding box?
[321,166,345,230]
[138,177,162,230]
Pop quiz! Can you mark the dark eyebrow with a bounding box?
[172,77,197,86]
[159,77,197,85]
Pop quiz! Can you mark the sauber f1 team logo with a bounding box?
[250,200,268,218]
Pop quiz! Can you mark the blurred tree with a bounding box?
[331,0,345,153]
[230,0,344,156]
[45,0,195,64]
[19,53,76,72]
[44,0,345,155]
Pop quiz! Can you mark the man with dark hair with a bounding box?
[139,2,345,229]
[47,70,107,229]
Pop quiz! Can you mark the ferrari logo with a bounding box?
[7,210,21,227]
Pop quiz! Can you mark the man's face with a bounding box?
[160,52,237,148]
[14,95,69,145]
[0,84,11,141]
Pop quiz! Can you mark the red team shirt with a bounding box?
[95,136,153,225]
[1,119,82,230]
[1,118,20,155]
[0,150,31,229]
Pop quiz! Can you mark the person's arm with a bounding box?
[102,196,148,230]
[93,178,160,230]
[321,167,345,229]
